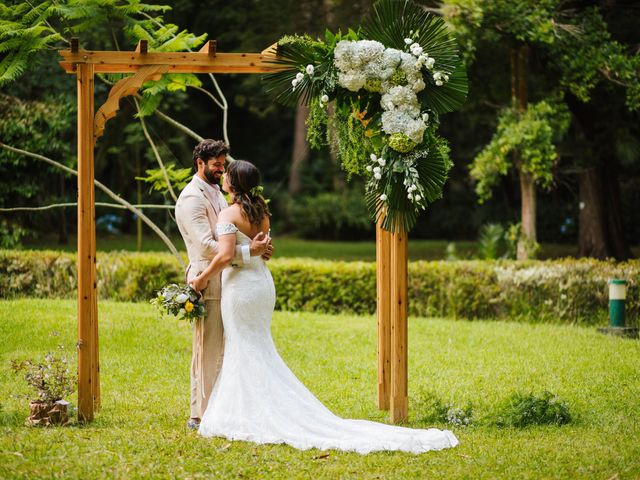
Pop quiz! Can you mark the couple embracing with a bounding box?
[175,139,458,454]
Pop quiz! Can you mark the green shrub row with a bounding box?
[1,250,638,325]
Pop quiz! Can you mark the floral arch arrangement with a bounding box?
[265,0,468,233]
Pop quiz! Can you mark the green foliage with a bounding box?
[305,95,329,149]
[287,189,373,240]
[3,250,640,325]
[0,2,62,85]
[0,219,28,249]
[136,162,192,194]
[329,100,381,179]
[0,94,74,206]
[495,392,571,428]
[414,391,474,427]
[550,7,640,111]
[477,223,507,259]
[470,99,570,202]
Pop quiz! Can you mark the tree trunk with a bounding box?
[578,167,609,258]
[518,170,537,259]
[288,100,310,196]
[511,44,535,260]
[565,94,632,260]
[604,164,632,260]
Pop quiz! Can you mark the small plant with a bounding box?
[477,223,507,259]
[11,344,76,426]
[495,391,571,428]
[11,346,76,404]
[414,392,473,427]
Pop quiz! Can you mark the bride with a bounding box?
[190,160,458,454]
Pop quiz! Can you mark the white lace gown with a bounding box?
[198,223,459,454]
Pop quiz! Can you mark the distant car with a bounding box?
[96,214,122,234]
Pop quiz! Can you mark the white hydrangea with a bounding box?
[332,40,430,146]
[337,72,367,92]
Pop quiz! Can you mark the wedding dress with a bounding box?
[198,223,459,454]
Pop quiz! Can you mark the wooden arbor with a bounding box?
[58,39,409,424]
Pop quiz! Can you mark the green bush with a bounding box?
[1,250,639,325]
[495,392,572,428]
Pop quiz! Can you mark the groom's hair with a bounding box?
[192,139,229,171]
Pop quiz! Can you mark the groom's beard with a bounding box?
[203,169,222,186]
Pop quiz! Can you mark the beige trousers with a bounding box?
[190,299,224,419]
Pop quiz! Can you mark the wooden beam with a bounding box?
[390,230,408,423]
[376,220,391,410]
[93,64,169,139]
[135,40,148,54]
[58,50,284,74]
[199,40,216,56]
[77,63,96,423]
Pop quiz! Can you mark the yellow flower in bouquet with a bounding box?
[184,300,194,313]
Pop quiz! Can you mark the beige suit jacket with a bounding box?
[175,176,245,300]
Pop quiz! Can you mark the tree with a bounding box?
[437,0,639,259]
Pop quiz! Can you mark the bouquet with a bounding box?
[151,283,205,323]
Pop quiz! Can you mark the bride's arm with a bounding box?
[190,231,236,292]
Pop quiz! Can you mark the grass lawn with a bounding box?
[1,299,639,479]
[22,233,602,261]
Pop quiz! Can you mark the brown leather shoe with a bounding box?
[187,418,200,430]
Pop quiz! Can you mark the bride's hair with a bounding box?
[226,160,271,225]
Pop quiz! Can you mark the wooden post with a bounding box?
[77,63,96,422]
[376,220,391,410]
[390,230,408,423]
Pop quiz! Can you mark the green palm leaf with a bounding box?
[364,0,468,114]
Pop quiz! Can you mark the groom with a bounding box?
[175,139,271,429]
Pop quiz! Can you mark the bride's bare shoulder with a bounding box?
[219,204,242,224]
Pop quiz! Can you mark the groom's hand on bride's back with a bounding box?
[249,232,272,259]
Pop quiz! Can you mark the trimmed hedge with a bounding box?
[1,250,638,326]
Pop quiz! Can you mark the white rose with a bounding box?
[374,173,382,180]
[435,80,443,86]
[410,43,423,56]
[296,72,304,82]
[378,158,386,167]
[373,166,381,174]
[321,94,329,103]
[370,153,377,162]
[404,38,413,45]
[176,293,188,304]
[380,194,387,201]
[306,64,314,75]
[291,78,298,87]
[408,193,413,200]
[422,112,429,122]
[426,57,435,69]
[415,194,422,201]
[366,165,373,172]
